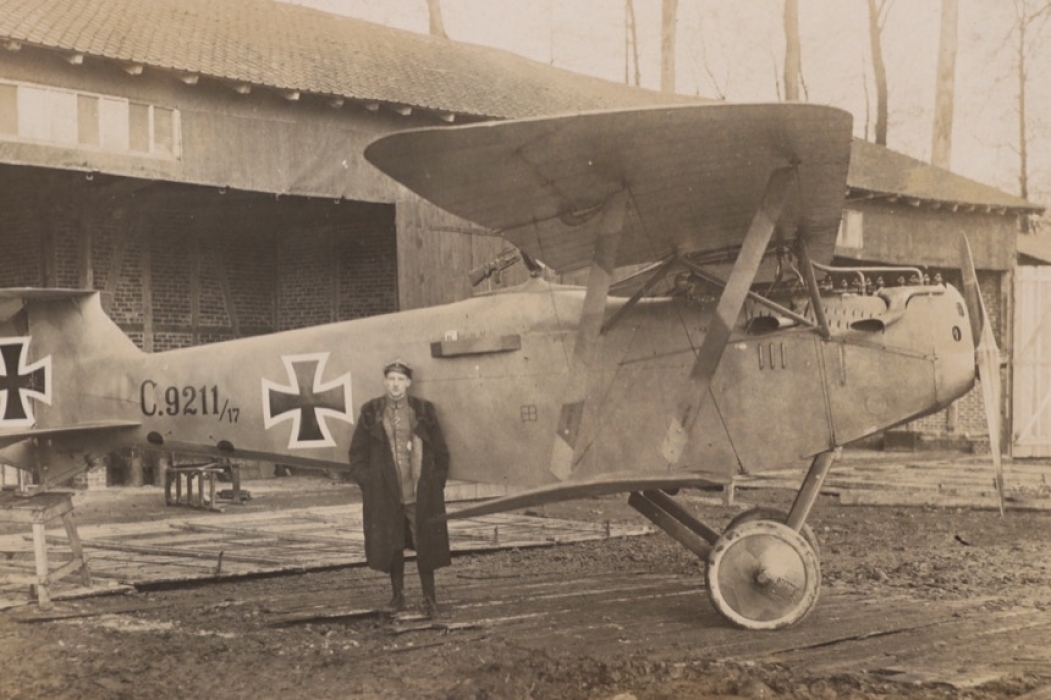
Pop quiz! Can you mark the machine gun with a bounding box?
[468,248,542,286]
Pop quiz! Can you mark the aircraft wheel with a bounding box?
[705,520,820,630]
[726,507,820,558]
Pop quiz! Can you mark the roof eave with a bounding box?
[1,38,498,124]
[846,187,1045,217]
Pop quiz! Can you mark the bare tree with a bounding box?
[931,0,958,168]
[426,0,448,39]
[1006,0,1051,209]
[691,22,727,100]
[783,0,801,101]
[861,55,872,140]
[625,0,641,87]
[866,0,895,145]
[661,0,678,93]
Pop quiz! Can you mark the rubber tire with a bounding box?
[706,520,821,630]
[725,506,820,559]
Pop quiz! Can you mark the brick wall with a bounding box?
[0,209,42,285]
[215,227,278,334]
[0,182,398,350]
[277,202,397,330]
[277,226,334,330]
[338,206,398,321]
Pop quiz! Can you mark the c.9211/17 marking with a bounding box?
[140,381,238,422]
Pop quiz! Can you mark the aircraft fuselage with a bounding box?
[6,276,976,490]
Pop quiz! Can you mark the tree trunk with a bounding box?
[867,0,889,145]
[931,0,958,169]
[661,0,677,93]
[427,0,448,39]
[1018,7,1029,203]
[783,0,801,101]
[1018,6,1030,230]
[625,0,641,87]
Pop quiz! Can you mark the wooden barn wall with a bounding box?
[396,196,528,310]
[1013,266,1051,456]
[0,46,428,202]
[836,201,1016,271]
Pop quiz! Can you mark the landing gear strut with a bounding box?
[629,450,838,630]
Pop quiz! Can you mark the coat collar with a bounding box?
[366,395,432,443]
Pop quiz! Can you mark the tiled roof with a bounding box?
[0,0,1041,214]
[849,138,1042,214]
[0,0,692,118]
[1018,232,1051,263]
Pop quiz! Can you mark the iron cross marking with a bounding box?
[0,338,51,427]
[263,353,352,449]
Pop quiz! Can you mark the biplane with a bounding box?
[0,102,1001,630]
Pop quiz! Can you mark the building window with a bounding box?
[0,84,16,134]
[0,80,180,159]
[836,209,863,250]
[77,94,99,145]
[99,96,130,150]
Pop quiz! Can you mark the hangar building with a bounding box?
[0,0,1041,480]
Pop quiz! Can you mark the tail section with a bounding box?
[0,288,141,361]
[0,289,139,425]
[0,289,142,489]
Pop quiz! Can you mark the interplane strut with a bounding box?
[549,191,628,480]
[660,167,798,467]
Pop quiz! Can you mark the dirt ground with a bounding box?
[1,454,1050,700]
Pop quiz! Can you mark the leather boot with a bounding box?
[386,551,405,613]
[420,568,441,618]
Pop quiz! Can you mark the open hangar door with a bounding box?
[0,164,398,350]
[0,163,399,486]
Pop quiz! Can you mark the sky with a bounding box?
[286,0,1051,209]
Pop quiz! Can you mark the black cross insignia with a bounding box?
[0,339,50,425]
[263,354,351,448]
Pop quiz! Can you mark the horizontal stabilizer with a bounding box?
[443,472,728,521]
[0,420,141,449]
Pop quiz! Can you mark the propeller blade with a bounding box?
[961,234,1005,515]
[977,318,1005,516]
[958,235,984,346]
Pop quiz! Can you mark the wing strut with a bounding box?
[549,191,629,480]
[600,255,677,334]
[661,167,798,466]
[797,236,832,339]
[678,258,816,329]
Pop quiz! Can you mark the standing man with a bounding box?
[348,358,451,617]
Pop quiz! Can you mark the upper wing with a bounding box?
[365,103,853,274]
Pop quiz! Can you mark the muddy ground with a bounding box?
[1,455,1050,700]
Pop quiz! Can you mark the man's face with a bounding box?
[384,371,412,401]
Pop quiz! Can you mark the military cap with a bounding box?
[383,358,413,379]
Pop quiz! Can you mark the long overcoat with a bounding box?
[348,395,451,573]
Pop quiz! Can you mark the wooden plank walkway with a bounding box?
[0,503,651,608]
[256,569,1051,690]
[737,454,1051,510]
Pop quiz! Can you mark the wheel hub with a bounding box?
[705,519,820,630]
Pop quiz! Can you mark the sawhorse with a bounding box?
[0,491,91,608]
[164,462,241,511]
